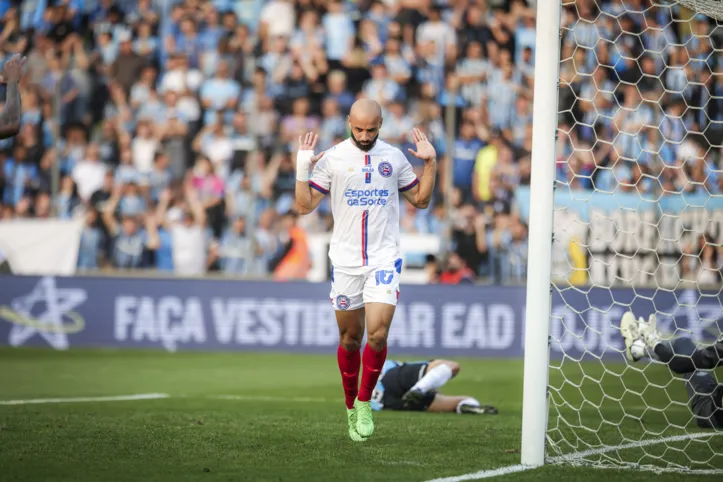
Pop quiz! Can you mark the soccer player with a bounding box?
[371,358,499,415]
[0,54,25,139]
[620,311,723,429]
[294,99,437,441]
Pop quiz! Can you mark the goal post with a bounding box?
[520,0,723,474]
[520,0,563,468]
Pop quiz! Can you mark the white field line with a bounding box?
[587,463,723,476]
[0,393,169,405]
[548,431,722,463]
[0,393,330,405]
[423,431,723,482]
[209,394,332,403]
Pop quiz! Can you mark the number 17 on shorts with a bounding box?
[330,259,403,311]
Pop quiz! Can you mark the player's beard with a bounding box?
[350,131,378,152]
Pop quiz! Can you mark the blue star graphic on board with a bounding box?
[2,277,87,350]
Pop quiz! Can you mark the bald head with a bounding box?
[350,99,382,121]
[348,99,383,152]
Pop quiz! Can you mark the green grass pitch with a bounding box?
[0,348,720,481]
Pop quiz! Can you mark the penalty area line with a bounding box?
[209,394,332,403]
[423,431,723,482]
[0,392,334,406]
[0,393,170,405]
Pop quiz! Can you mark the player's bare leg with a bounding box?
[355,302,395,437]
[427,360,461,373]
[402,360,460,408]
[335,308,367,441]
[426,394,499,415]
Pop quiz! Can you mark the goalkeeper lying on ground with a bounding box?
[621,312,723,429]
[370,359,499,415]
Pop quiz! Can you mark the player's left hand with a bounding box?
[407,128,436,162]
[0,54,26,83]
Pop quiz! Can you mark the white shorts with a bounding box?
[330,258,403,311]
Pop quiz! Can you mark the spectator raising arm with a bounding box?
[0,55,26,139]
[101,185,123,236]
[474,213,488,255]
[144,213,161,250]
[184,181,207,226]
[155,188,175,230]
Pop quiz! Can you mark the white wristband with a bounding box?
[296,150,313,182]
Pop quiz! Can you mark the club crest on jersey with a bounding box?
[336,295,351,310]
[378,161,393,178]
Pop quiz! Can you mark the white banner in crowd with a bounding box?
[0,221,438,280]
[0,219,84,276]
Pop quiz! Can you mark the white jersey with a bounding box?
[309,138,419,268]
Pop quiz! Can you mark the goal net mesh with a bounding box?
[546,0,723,473]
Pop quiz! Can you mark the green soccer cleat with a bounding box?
[354,399,374,438]
[346,408,367,442]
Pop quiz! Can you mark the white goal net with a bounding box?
[544,0,723,474]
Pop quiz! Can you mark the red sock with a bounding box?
[357,344,388,402]
[337,345,361,410]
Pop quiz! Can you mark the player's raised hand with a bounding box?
[407,128,436,162]
[0,54,27,83]
[298,132,325,163]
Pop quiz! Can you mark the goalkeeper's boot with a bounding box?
[459,404,499,415]
[346,408,367,442]
[401,388,427,409]
[640,313,662,350]
[354,398,374,438]
[621,311,644,362]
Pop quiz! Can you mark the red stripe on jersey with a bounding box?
[364,155,371,184]
[361,210,369,266]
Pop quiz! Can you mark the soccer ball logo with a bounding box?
[378,161,393,178]
[336,295,351,310]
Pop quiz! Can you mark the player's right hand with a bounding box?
[298,132,324,163]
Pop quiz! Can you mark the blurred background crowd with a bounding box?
[0,0,720,284]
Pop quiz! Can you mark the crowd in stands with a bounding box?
[0,0,720,285]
